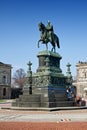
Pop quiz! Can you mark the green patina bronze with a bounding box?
[38,21,60,52]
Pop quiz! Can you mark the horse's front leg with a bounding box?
[38,39,41,48]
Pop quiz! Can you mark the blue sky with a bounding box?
[0,0,87,77]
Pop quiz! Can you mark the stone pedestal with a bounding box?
[12,50,74,108]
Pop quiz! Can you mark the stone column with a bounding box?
[66,63,72,86]
[27,61,32,94]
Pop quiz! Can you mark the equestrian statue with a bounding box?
[38,21,60,52]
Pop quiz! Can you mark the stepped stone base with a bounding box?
[12,88,74,108]
[12,50,75,108]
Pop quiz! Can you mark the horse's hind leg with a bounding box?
[51,46,56,52]
[51,47,53,52]
[46,43,48,50]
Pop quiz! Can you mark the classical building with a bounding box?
[73,61,87,98]
[0,62,12,99]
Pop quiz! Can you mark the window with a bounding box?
[2,76,7,84]
[3,88,6,96]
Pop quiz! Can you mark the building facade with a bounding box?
[0,62,12,99]
[73,61,87,99]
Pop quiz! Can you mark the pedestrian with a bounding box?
[66,87,72,101]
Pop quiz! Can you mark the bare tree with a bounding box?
[12,68,26,89]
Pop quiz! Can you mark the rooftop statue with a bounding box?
[38,21,60,52]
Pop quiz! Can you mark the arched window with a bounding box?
[3,88,6,96]
[2,76,7,84]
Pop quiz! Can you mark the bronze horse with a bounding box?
[38,22,60,52]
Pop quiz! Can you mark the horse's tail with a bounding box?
[57,37,60,48]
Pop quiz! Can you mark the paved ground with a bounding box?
[0,106,87,122]
[0,102,87,129]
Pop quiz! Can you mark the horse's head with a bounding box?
[38,22,45,32]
